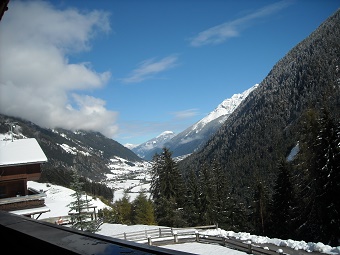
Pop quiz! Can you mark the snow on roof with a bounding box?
[0,138,48,166]
[9,205,50,217]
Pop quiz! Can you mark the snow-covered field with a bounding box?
[27,181,340,255]
[104,156,152,202]
[0,132,152,203]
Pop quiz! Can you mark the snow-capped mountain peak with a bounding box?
[131,130,176,159]
[191,84,258,133]
[156,130,174,138]
[131,84,259,160]
[124,143,138,150]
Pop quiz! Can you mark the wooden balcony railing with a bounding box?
[0,193,46,211]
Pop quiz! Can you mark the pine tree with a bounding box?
[183,169,201,226]
[212,159,231,230]
[293,109,321,241]
[197,163,216,225]
[113,191,132,224]
[67,169,100,232]
[294,108,340,244]
[269,159,296,239]
[313,109,340,245]
[227,195,249,232]
[150,147,186,227]
[98,207,118,224]
[132,190,156,225]
[252,180,270,235]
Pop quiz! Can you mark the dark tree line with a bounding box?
[270,108,340,245]
[150,148,249,231]
[150,108,340,245]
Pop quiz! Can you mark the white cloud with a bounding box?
[0,1,118,138]
[121,55,179,83]
[190,0,292,47]
[172,109,199,119]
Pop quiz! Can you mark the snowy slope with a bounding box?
[27,181,340,255]
[191,84,258,133]
[131,131,176,159]
[133,84,259,160]
[0,131,151,203]
[105,156,152,202]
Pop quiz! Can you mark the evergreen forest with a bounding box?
[97,109,339,245]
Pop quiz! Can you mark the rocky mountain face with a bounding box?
[132,85,258,160]
[178,9,340,205]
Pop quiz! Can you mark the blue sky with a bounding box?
[0,0,339,145]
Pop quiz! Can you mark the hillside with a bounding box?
[178,9,340,204]
[0,114,143,189]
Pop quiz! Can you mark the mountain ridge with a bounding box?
[178,8,340,205]
[133,84,258,160]
[0,114,144,185]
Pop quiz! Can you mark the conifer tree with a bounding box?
[313,109,340,245]
[198,163,217,225]
[183,169,201,226]
[68,169,100,232]
[98,207,118,224]
[150,147,186,227]
[113,191,132,224]
[227,195,248,232]
[212,159,231,229]
[252,180,270,235]
[269,159,296,239]
[132,190,156,225]
[294,108,340,244]
[293,109,321,241]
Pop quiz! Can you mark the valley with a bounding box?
[104,157,152,202]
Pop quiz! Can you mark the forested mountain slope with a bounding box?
[0,114,143,186]
[178,9,340,205]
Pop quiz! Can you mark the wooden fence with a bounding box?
[111,225,217,243]
[41,219,312,255]
[110,225,306,255]
[198,235,284,255]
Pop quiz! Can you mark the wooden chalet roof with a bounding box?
[0,138,48,166]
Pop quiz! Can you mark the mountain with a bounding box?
[0,114,144,187]
[178,9,340,205]
[132,131,176,159]
[124,143,138,150]
[133,85,258,160]
[163,84,259,158]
